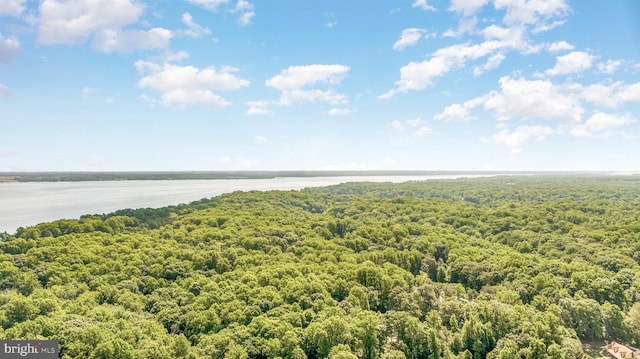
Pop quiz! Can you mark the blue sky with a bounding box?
[1,0,639,171]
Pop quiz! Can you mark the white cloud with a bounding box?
[571,81,640,108]
[39,0,142,45]
[237,11,255,26]
[393,28,425,51]
[0,33,20,64]
[571,112,634,137]
[490,125,554,153]
[246,100,272,115]
[473,53,506,76]
[617,82,640,103]
[136,61,250,108]
[255,135,267,143]
[483,76,584,123]
[391,117,431,136]
[442,29,457,38]
[434,96,485,122]
[416,126,432,136]
[267,64,349,90]
[547,41,574,52]
[234,0,255,26]
[92,28,172,53]
[327,108,351,116]
[0,84,12,97]
[448,0,489,16]
[412,0,436,11]
[189,0,254,26]
[0,0,25,17]
[382,41,502,97]
[494,0,569,26]
[186,0,229,11]
[37,0,173,53]
[546,51,594,76]
[532,20,566,33]
[234,0,252,12]
[266,64,350,106]
[480,25,528,50]
[580,83,620,107]
[435,104,470,121]
[597,59,622,75]
[162,51,190,62]
[179,12,212,38]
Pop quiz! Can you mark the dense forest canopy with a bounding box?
[2,176,640,358]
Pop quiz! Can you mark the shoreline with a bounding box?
[0,170,628,183]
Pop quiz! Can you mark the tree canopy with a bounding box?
[2,175,640,358]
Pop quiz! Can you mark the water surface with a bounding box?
[0,175,487,234]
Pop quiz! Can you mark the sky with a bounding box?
[1,0,639,172]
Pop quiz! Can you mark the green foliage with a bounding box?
[3,176,640,357]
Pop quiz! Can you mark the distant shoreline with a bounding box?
[0,170,627,183]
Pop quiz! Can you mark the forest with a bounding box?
[2,175,640,358]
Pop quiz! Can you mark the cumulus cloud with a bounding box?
[480,25,529,50]
[571,112,634,137]
[135,61,250,108]
[434,96,485,121]
[494,0,569,27]
[38,0,172,52]
[39,0,141,44]
[0,33,20,64]
[597,59,622,75]
[384,0,571,98]
[576,81,640,108]
[246,100,272,115]
[412,0,436,11]
[483,76,584,123]
[438,76,640,139]
[490,125,554,153]
[547,41,574,52]
[266,64,350,106]
[393,28,425,51]
[448,0,489,16]
[0,0,26,17]
[546,51,595,76]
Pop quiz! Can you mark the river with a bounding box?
[0,175,490,234]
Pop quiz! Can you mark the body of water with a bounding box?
[0,175,490,234]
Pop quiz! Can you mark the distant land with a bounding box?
[0,170,632,183]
